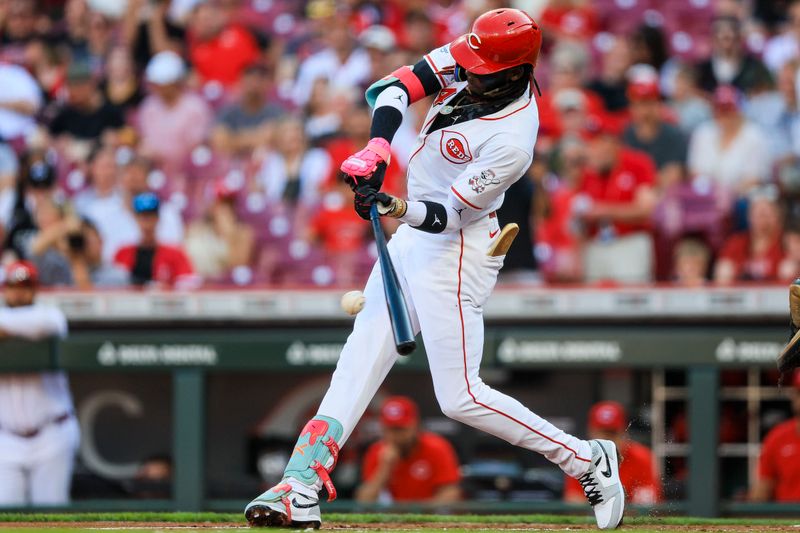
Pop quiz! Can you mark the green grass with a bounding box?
[1,512,800,528]
[3,526,692,533]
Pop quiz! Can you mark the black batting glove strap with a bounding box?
[353,184,377,220]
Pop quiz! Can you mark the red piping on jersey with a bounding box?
[456,230,591,464]
[421,111,438,133]
[478,96,533,121]
[390,65,426,103]
[451,186,481,210]
[408,135,428,166]
[425,54,445,87]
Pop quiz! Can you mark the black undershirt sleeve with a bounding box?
[369,103,404,143]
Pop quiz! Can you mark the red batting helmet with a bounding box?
[450,8,543,75]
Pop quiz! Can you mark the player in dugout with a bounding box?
[245,9,624,530]
[0,261,77,506]
[355,396,461,504]
[563,402,662,505]
[751,371,800,502]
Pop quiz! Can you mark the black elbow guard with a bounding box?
[412,201,448,234]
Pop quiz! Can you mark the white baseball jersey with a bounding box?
[314,44,593,483]
[0,304,77,507]
[0,304,72,434]
[406,44,537,218]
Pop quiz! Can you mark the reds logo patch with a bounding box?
[440,130,472,164]
[468,169,499,194]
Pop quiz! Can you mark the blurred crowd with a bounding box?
[1,0,800,288]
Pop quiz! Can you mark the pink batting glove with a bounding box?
[340,137,392,184]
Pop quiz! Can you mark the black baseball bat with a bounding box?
[370,203,417,355]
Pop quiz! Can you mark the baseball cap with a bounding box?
[66,61,93,83]
[359,25,396,52]
[28,160,56,188]
[712,85,742,112]
[553,88,586,112]
[3,261,39,288]
[380,396,419,428]
[582,114,622,140]
[132,192,160,214]
[145,51,186,86]
[588,401,627,432]
[627,80,660,101]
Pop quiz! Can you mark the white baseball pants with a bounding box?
[0,417,79,506]
[318,217,592,478]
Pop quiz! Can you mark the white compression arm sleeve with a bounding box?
[372,85,410,115]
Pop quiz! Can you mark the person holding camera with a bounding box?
[0,151,58,251]
[0,152,74,286]
[113,192,197,288]
[65,219,129,289]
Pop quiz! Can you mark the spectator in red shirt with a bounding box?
[564,401,662,505]
[535,136,587,282]
[714,188,784,284]
[575,118,659,283]
[356,396,461,504]
[751,371,800,502]
[187,1,260,88]
[306,177,369,287]
[114,192,197,289]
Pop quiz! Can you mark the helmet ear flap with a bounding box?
[454,64,468,82]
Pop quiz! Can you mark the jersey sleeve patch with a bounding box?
[448,141,533,214]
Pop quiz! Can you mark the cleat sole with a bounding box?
[246,505,321,529]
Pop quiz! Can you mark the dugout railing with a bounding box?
[0,285,796,517]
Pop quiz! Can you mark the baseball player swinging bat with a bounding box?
[246,8,624,531]
[369,203,416,355]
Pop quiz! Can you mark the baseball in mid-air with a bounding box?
[340,290,366,315]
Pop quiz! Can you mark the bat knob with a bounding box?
[397,341,417,356]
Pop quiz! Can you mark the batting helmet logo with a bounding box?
[440,131,472,164]
[467,33,482,50]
